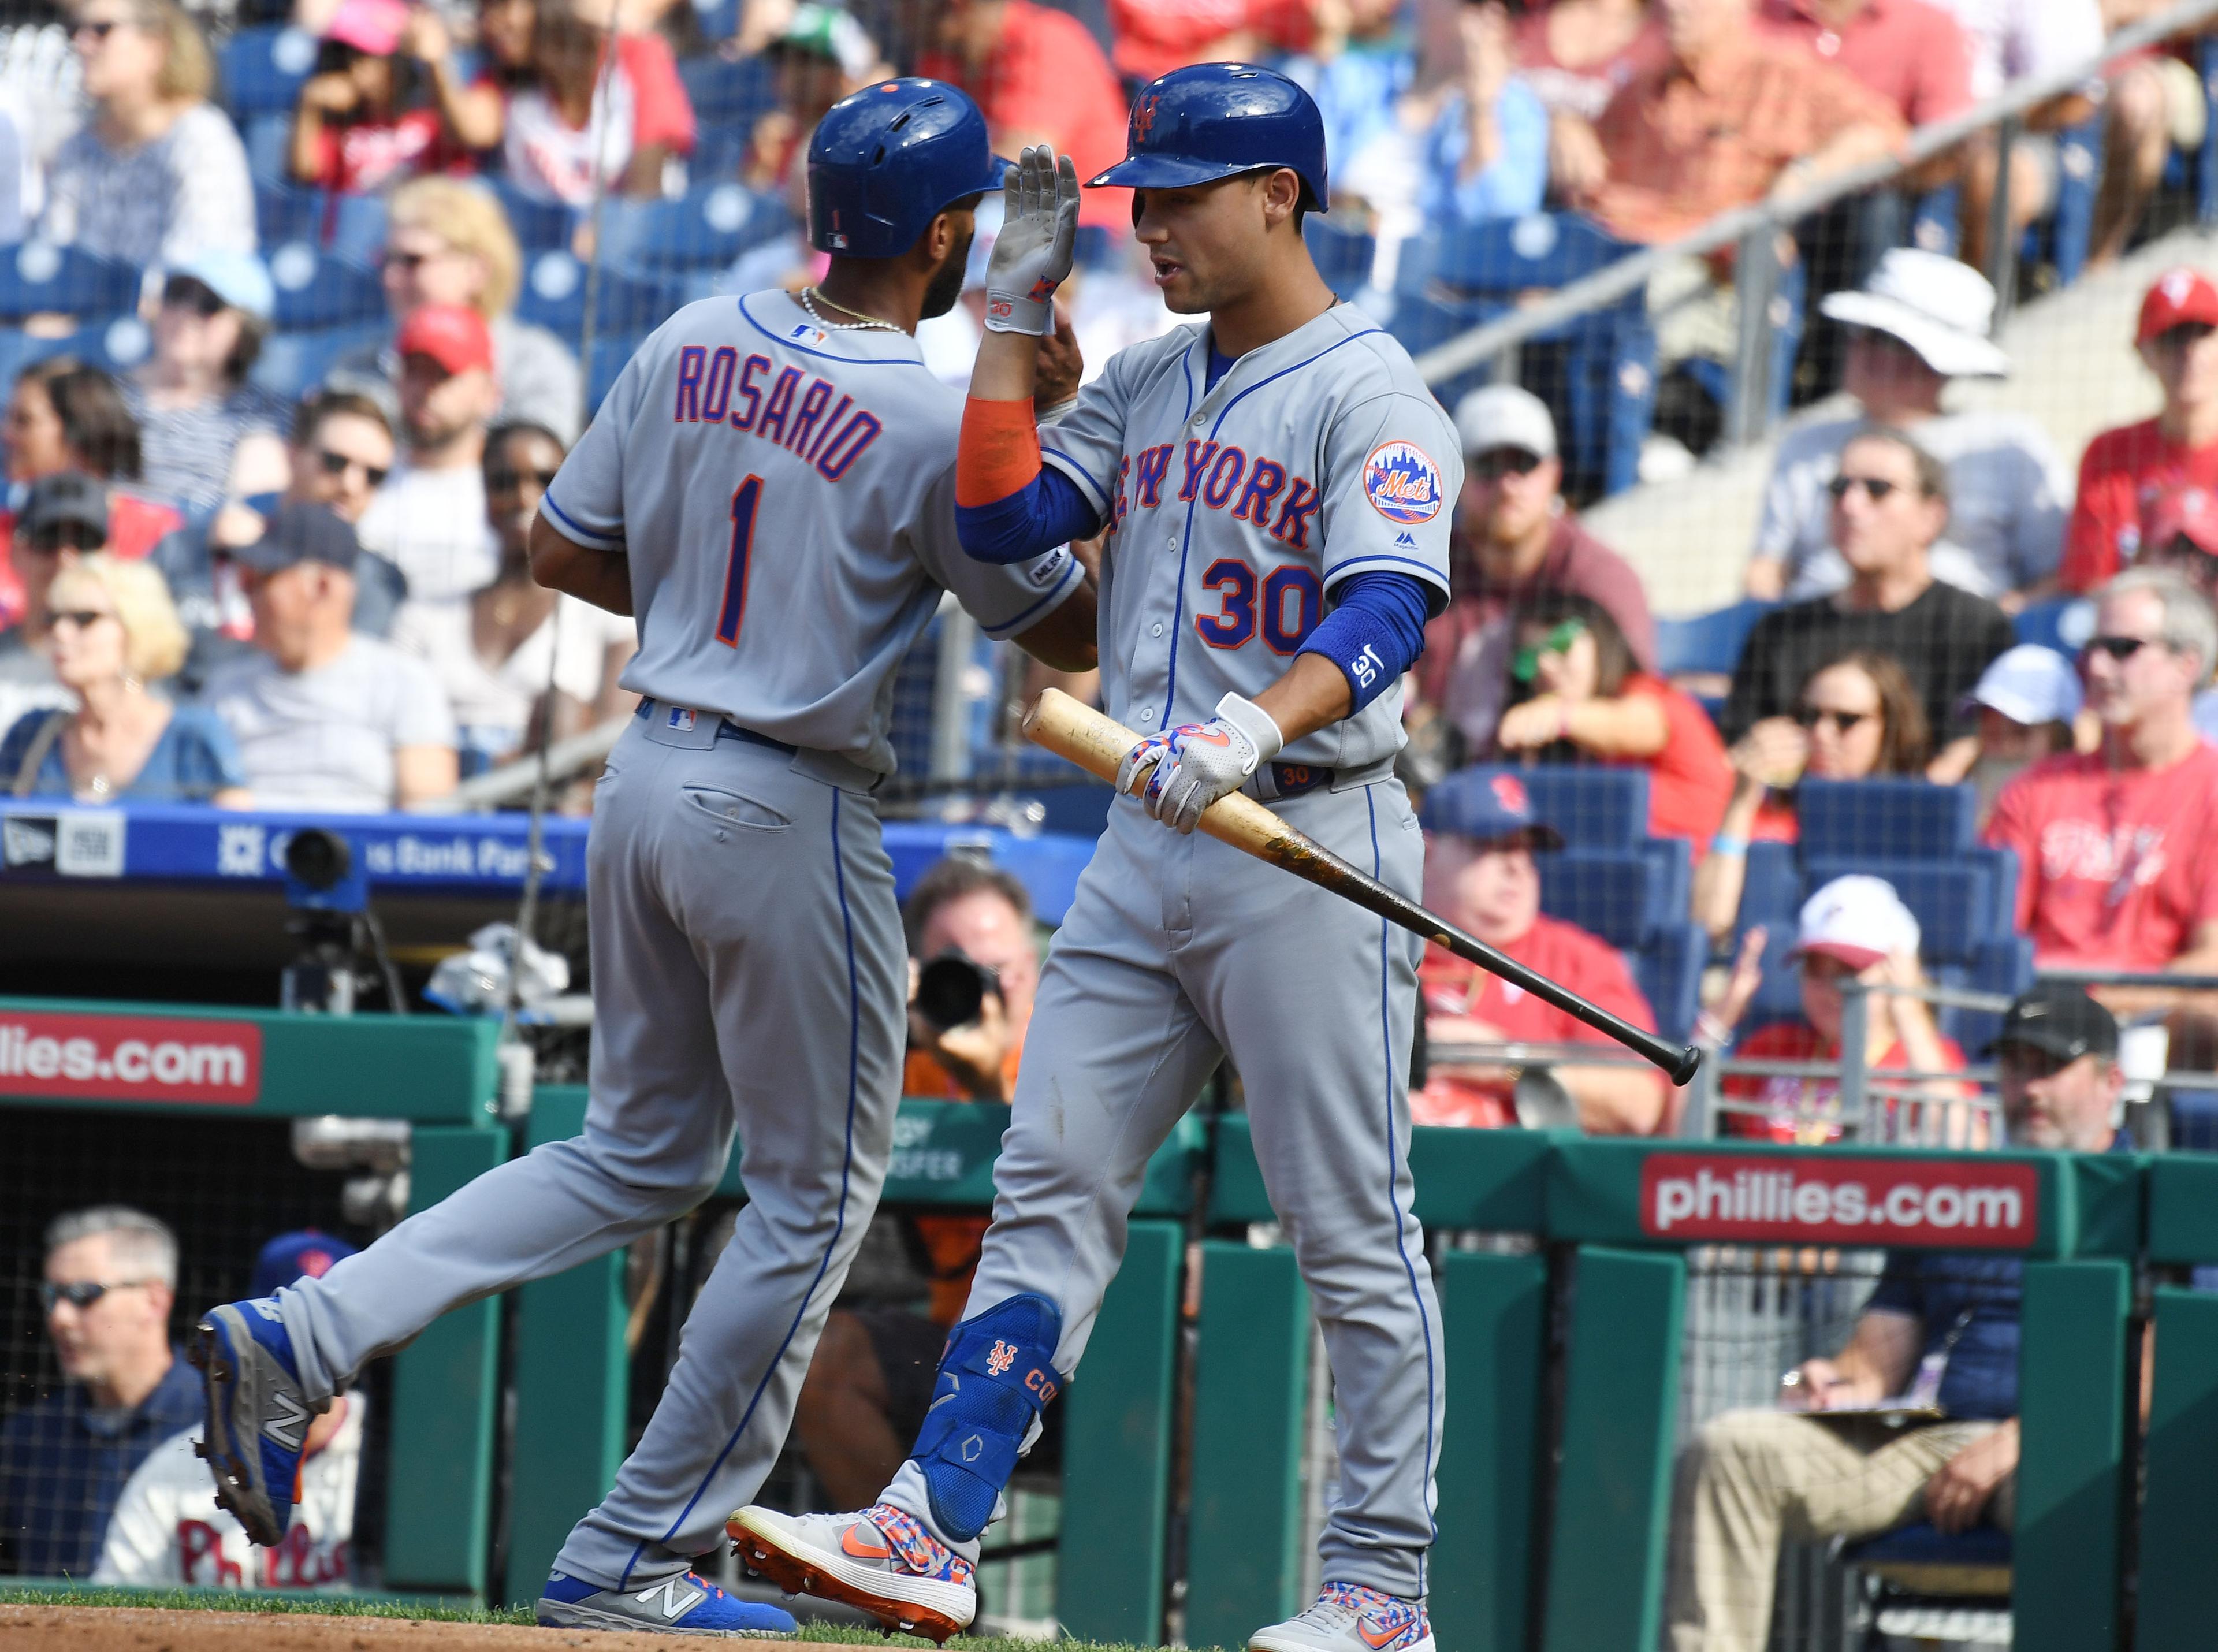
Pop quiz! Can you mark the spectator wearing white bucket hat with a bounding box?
[1709,873,1971,1144]
[1745,249,2072,608]
[1961,642,2084,824]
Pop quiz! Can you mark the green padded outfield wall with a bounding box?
[2135,1288,2218,1651]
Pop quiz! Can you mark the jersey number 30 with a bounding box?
[716,475,764,648]
[1195,558,1322,653]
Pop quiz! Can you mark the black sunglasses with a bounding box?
[71,19,119,40]
[24,525,105,554]
[2086,634,2162,661]
[39,1278,152,1311]
[162,276,227,319]
[486,465,559,491]
[48,608,114,630]
[1796,707,1873,734]
[1826,475,1899,503]
[317,448,390,487]
[1469,448,1543,481]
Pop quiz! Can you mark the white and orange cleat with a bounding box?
[1249,1582,1435,1652]
[728,1503,976,1645]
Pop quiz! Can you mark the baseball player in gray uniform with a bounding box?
[735,64,1457,1652]
[188,80,1095,1639]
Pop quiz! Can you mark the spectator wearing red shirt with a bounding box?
[288,0,462,195]
[919,0,1131,231]
[490,0,696,205]
[1106,0,1315,87]
[2062,269,2218,594]
[1491,590,1733,854]
[1413,769,1669,1134]
[1985,568,2218,1014]
[1713,875,1970,1144]
[1413,386,1655,767]
[1756,0,1974,130]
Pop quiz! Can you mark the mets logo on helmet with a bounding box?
[1362,440,1443,526]
[1133,94,1161,140]
[987,1340,1017,1376]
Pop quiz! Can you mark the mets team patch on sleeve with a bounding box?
[1363,440,1445,525]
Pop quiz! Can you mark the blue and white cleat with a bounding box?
[189,1299,327,1547]
[728,1503,977,1644]
[537,1570,796,1636]
[1249,1582,1436,1652]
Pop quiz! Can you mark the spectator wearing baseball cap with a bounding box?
[288,0,464,196]
[1410,386,1655,770]
[201,501,458,812]
[1746,251,2071,608]
[1711,874,1970,1144]
[95,1230,366,1591]
[1992,983,2124,1152]
[0,474,120,746]
[741,4,887,218]
[1960,643,2082,825]
[2061,267,2218,593]
[356,304,502,617]
[123,250,290,520]
[1412,769,1668,1134]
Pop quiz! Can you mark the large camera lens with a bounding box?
[916,953,998,1033]
[285,828,352,893]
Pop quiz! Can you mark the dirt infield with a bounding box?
[0,1605,899,1651]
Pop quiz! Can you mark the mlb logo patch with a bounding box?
[1361,440,1443,526]
[665,706,697,732]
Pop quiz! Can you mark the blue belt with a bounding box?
[635,698,798,757]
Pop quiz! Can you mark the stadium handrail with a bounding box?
[1409,0,2218,410]
[410,712,631,813]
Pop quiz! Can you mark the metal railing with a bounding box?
[1409,0,2218,445]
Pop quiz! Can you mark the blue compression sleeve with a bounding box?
[954,467,1103,565]
[1299,572,1431,712]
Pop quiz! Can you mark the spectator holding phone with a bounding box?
[289,0,464,194]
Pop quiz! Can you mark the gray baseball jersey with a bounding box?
[1039,303,1458,765]
[876,307,1452,1601]
[545,289,1082,773]
[264,289,1082,1596]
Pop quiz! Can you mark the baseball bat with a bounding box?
[1022,689,1703,1086]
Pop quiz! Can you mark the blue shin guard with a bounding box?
[911,1293,1064,1542]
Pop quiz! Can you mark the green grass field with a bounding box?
[0,1584,1151,1651]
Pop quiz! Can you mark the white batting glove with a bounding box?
[1116,693,1285,835]
[985,144,1080,337]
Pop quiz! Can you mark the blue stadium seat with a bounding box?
[1539,844,1685,949]
[221,24,319,120]
[1302,217,1374,300]
[1633,922,1709,1045]
[2014,596,2093,655]
[266,242,385,330]
[490,178,579,253]
[678,53,776,128]
[250,321,386,399]
[690,0,740,39]
[0,243,140,319]
[244,113,292,189]
[1802,857,1997,966]
[1655,600,1777,680]
[0,315,154,384]
[1795,779,1978,861]
[587,333,647,414]
[1457,764,1648,849]
[1910,185,1961,258]
[599,182,792,273]
[2035,118,2103,288]
[1938,935,2035,1056]
[2200,36,2218,226]
[515,254,695,340]
[254,186,389,266]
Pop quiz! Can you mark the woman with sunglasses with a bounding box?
[121,252,290,519]
[0,360,184,628]
[390,421,632,783]
[1694,650,1930,937]
[39,0,252,269]
[0,553,246,804]
[1491,589,1732,852]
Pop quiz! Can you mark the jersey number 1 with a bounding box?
[715,475,764,648]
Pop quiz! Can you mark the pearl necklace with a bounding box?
[798,286,903,335]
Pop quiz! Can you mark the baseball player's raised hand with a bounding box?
[985,145,1080,337]
[1116,691,1284,834]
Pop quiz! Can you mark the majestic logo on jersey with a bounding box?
[1362,440,1443,526]
[985,1340,1017,1376]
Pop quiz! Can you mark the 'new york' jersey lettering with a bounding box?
[544,292,1080,774]
[1040,307,1458,771]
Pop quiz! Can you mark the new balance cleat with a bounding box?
[537,1570,795,1636]
[189,1300,328,1547]
[727,1502,976,1644]
[1249,1582,1435,1652]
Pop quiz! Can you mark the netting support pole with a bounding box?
[1724,222,1778,451]
[930,604,978,787]
[1986,117,2023,329]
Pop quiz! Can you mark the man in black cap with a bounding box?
[1993,983,2126,1152]
[0,473,113,740]
[199,503,456,813]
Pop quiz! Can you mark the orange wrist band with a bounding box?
[957,396,1042,508]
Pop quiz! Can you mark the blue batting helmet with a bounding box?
[1086,63,1327,211]
[807,79,1010,258]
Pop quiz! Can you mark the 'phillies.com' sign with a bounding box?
[1640,1153,2039,1248]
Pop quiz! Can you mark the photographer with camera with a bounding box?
[792,855,1042,1509]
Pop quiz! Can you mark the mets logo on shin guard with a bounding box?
[986,1340,1017,1376]
[1362,440,1443,525]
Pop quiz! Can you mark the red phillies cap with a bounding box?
[395,304,496,377]
[2145,486,2218,556]
[2138,267,2218,343]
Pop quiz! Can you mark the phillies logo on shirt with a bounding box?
[1362,440,1443,525]
[1489,773,1531,813]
